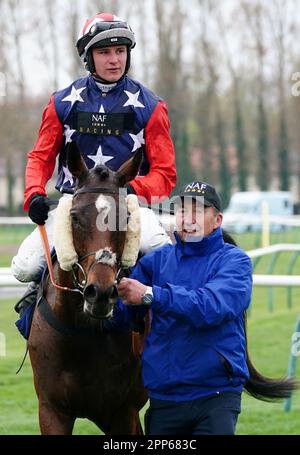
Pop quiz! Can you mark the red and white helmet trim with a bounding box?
[77,13,135,59]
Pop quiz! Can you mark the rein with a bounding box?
[39,225,80,293]
[73,187,125,196]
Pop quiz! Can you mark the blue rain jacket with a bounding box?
[128,227,253,401]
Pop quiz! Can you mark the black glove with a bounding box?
[125,184,136,195]
[28,194,50,225]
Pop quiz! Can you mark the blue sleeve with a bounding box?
[129,252,155,284]
[151,251,253,328]
[108,252,156,330]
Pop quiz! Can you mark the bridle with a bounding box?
[40,186,128,294]
[70,249,125,294]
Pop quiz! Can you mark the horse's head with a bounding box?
[57,142,142,319]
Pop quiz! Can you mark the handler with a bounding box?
[118,180,253,435]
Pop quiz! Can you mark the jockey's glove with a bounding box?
[28,194,51,225]
[125,184,136,195]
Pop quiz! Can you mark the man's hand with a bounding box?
[28,194,50,225]
[117,278,147,305]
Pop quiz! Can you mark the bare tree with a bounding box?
[7,0,26,104]
[46,0,59,91]
[68,0,85,79]
[153,0,192,187]
[197,0,231,205]
[214,4,248,192]
[242,0,269,191]
[266,0,296,191]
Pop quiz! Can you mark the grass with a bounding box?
[0,225,34,267]
[0,226,300,434]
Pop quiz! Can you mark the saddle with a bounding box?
[14,253,56,340]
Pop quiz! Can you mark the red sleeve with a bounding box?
[23,96,63,211]
[129,100,176,203]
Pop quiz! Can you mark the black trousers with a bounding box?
[144,391,241,435]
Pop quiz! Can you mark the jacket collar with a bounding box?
[89,74,126,94]
[174,227,224,256]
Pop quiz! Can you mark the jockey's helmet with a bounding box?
[76,12,136,76]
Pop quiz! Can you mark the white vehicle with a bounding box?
[222,191,294,233]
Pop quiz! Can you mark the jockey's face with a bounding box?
[175,198,223,242]
[92,45,127,82]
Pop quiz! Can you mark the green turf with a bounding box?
[0,225,34,267]
[0,293,299,435]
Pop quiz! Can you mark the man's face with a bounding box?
[175,198,223,242]
[92,45,127,82]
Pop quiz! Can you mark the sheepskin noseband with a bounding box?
[121,194,141,268]
[53,196,78,271]
[53,194,141,271]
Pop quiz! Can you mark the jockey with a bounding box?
[12,12,176,314]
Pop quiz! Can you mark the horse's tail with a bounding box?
[221,229,299,401]
[244,314,300,401]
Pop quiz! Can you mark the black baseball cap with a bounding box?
[174,180,222,212]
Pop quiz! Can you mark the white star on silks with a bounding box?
[61,86,86,107]
[99,104,105,113]
[129,129,145,153]
[123,90,145,108]
[61,166,74,187]
[87,145,114,167]
[64,124,76,144]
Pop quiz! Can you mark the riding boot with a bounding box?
[14,281,39,318]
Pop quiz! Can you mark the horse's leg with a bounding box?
[108,407,143,435]
[38,400,75,435]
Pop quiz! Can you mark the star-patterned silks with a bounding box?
[87,145,114,167]
[61,166,74,188]
[123,90,145,108]
[64,124,76,144]
[62,86,86,107]
[129,129,145,153]
[54,75,161,194]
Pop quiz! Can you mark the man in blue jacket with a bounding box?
[117,180,253,435]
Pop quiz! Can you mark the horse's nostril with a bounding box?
[83,284,99,304]
[109,285,118,301]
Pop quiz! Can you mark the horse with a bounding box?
[28,142,148,435]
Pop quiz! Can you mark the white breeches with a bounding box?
[11,202,171,283]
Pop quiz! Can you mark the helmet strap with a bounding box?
[86,47,131,82]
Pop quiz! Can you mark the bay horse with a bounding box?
[28,142,148,435]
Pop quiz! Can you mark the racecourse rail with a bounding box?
[1,215,300,287]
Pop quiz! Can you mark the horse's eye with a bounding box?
[70,211,80,226]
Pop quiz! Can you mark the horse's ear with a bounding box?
[66,142,88,182]
[117,147,143,186]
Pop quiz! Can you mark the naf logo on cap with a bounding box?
[179,180,222,211]
[184,182,207,194]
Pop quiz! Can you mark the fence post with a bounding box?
[287,252,300,309]
[284,315,300,412]
[0,332,6,357]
